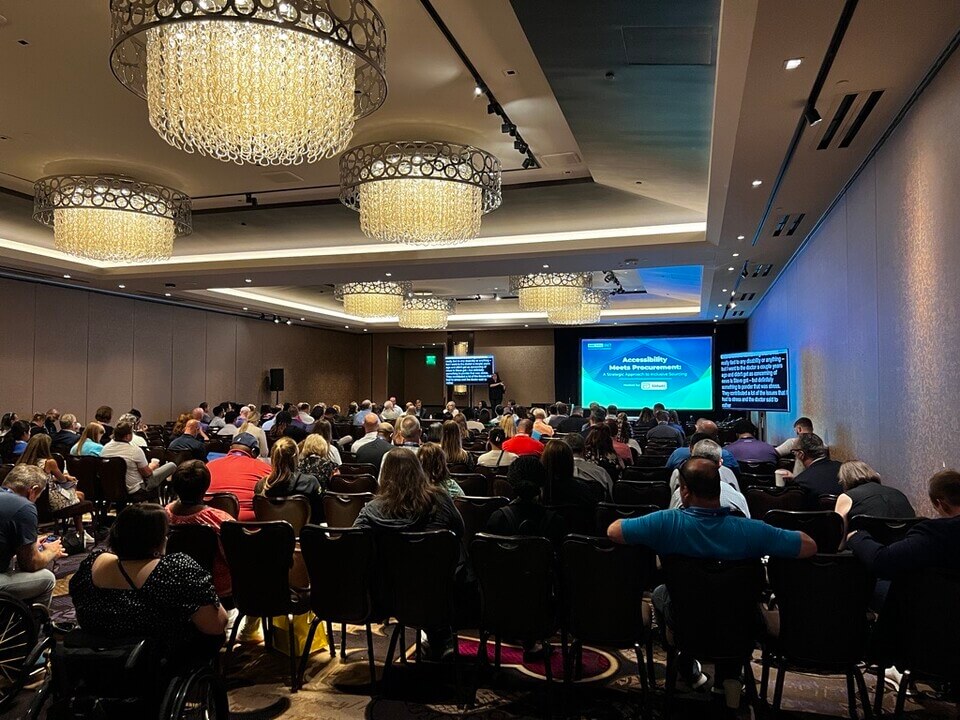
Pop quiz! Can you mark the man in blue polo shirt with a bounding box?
[608,457,816,696]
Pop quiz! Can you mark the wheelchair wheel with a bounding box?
[0,593,39,712]
[160,665,229,720]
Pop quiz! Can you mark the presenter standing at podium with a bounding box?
[488,372,505,409]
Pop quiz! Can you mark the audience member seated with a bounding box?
[17,434,92,543]
[548,402,569,429]
[50,413,81,455]
[556,406,586,434]
[28,412,47,437]
[834,460,915,527]
[585,424,625,475]
[207,433,271,521]
[442,420,477,468]
[102,421,178,502]
[633,407,656,436]
[295,402,315,428]
[117,413,148,448]
[217,410,240,438]
[380,400,401,422]
[666,419,740,472]
[668,410,686,440]
[168,419,208,461]
[379,421,396,445]
[310,419,343,466]
[725,419,779,465]
[355,422,394,471]
[499,413,517,439]
[298,433,339,491]
[0,412,18,438]
[646,410,685,448]
[95,405,114,444]
[353,400,373,427]
[269,410,306,445]
[443,401,460,419]
[256,437,322,521]
[563,433,614,499]
[668,439,749,517]
[477,427,518,469]
[790,433,842,506]
[775,416,817,477]
[69,504,227,667]
[394,415,423,451]
[531,408,554,439]
[165,460,233,598]
[608,457,816,690]
[616,412,641,452]
[237,411,269,459]
[0,464,65,607]
[0,420,30,462]
[580,407,606,438]
[353,448,467,658]
[190,408,210,438]
[543,438,605,505]
[170,412,192,439]
[71,422,105,457]
[484,455,566,547]
[207,404,226,432]
[501,419,544,457]
[352,413,381,453]
[418,443,464,498]
[847,469,960,578]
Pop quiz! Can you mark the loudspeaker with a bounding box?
[269,368,285,392]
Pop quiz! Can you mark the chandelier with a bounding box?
[109,0,388,165]
[399,297,454,329]
[510,272,593,312]
[33,175,191,262]
[335,280,411,318]
[340,141,502,244]
[547,288,610,325]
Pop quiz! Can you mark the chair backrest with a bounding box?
[167,524,219,573]
[545,504,595,535]
[764,510,844,553]
[621,465,672,484]
[338,462,377,476]
[471,533,556,640]
[66,455,99,498]
[768,554,874,666]
[634,454,668,468]
[450,473,488,496]
[252,494,311,535]
[97,457,129,503]
[300,526,376,623]
[848,515,923,545]
[377,530,460,628]
[447,462,473,475]
[166,449,195,467]
[322,491,374,528]
[220,520,296,617]
[744,485,807,519]
[204,492,240,519]
[739,461,777,477]
[612,480,671,509]
[817,494,839,511]
[561,535,654,646]
[594,502,659,537]
[661,555,764,661]
[144,446,167,464]
[454,495,510,545]
[491,477,517,499]
[328,473,378,494]
[50,452,66,472]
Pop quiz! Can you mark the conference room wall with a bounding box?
[748,48,960,515]
[0,276,360,425]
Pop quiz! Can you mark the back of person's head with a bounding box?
[563,432,586,455]
[557,402,568,415]
[75,422,104,452]
[224,410,239,426]
[794,417,814,433]
[379,448,436,518]
[191,407,204,421]
[688,431,711,449]
[378,422,395,441]
[589,402,600,411]
[548,403,558,415]
[3,463,46,497]
[312,418,333,443]
[500,414,516,437]
[488,427,506,448]
[797,433,827,460]
[733,419,757,436]
[113,421,134,441]
[695,418,719,437]
[230,432,260,456]
[638,407,653,422]
[213,404,225,417]
[117,413,139,428]
[172,460,211,504]
[542,438,574,488]
[398,415,421,441]
[440,420,466,462]
[417,443,448,488]
[300,432,329,459]
[129,408,142,420]
[669,410,680,424]
[507,454,547,502]
[298,402,310,412]
[110,504,168,560]
[678,457,721,500]
[590,407,606,424]
[258,436,298,494]
[838,460,881,492]
[532,407,546,420]
[584,424,614,458]
[691,438,722,464]
[606,404,617,415]
[184,419,201,435]
[655,410,670,423]
[16,433,52,466]
[362,412,379,432]
[60,413,77,431]
[928,469,960,512]
[95,405,113,423]
[361,399,372,409]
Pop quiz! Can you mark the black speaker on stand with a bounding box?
[269,368,284,405]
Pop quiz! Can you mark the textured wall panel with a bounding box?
[132,302,174,423]
[0,278,36,415]
[33,286,88,417]
[170,306,208,415]
[86,294,135,422]
[205,314,237,407]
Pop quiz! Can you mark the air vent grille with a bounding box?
[738,292,756,302]
[815,90,884,150]
[750,263,773,278]
[731,310,745,317]
[772,213,806,237]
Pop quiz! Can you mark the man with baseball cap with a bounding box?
[206,432,271,521]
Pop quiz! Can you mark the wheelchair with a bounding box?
[0,591,43,713]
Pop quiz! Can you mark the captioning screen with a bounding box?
[719,349,790,412]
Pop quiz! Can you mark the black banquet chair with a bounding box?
[454,495,510,546]
[848,515,923,545]
[252,494,311,536]
[204,492,240,520]
[621,465,672,484]
[594,502,659,538]
[744,485,807,519]
[322,491,374,528]
[613,480,671,509]
[764,509,844,554]
[166,524,219,574]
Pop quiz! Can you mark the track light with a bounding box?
[501,122,516,136]
[804,106,823,126]
[474,85,484,97]
[487,102,500,115]
[522,157,535,169]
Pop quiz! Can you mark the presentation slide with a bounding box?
[445,355,494,384]
[720,349,790,412]
[580,337,713,409]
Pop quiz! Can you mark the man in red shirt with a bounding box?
[206,433,271,521]
[502,419,545,457]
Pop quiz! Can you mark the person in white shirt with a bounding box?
[100,421,177,500]
[118,414,148,448]
[350,413,381,453]
[444,401,459,418]
[237,411,270,460]
[476,428,518,469]
[775,416,817,478]
[380,400,401,422]
[668,439,749,517]
[296,402,315,427]
[207,404,226,432]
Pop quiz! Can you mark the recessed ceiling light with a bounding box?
[286,320,292,325]
[732,253,740,257]
[494,294,501,301]
[728,267,735,271]
[524,324,529,328]
[717,303,723,307]
[344,325,349,329]
[164,292,172,297]
[385,272,392,277]
[474,85,483,96]
[118,284,126,289]
[751,179,762,187]
[542,264,549,269]
[722,288,728,292]
[300,317,305,321]
[729,302,737,309]
[244,278,252,283]
[242,306,248,310]
[62,274,71,279]
[713,318,718,323]
[363,328,368,332]
[737,235,745,240]
[784,58,803,70]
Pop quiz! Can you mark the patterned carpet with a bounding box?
[9,541,958,719]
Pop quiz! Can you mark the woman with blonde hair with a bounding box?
[418,443,464,498]
[835,460,914,527]
[441,420,475,469]
[499,413,517,439]
[238,410,269,459]
[255,437,322,520]
[18,434,91,542]
[298,433,338,490]
[72,422,105,457]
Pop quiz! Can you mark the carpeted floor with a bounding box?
[9,541,958,719]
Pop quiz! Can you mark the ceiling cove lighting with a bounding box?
[109,0,387,165]
[509,272,592,312]
[547,288,609,325]
[335,280,411,318]
[340,141,502,244]
[33,174,191,262]
[399,297,454,329]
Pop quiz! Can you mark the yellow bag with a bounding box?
[271,612,328,657]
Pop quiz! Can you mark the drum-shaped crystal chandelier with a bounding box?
[547,288,610,325]
[335,280,411,319]
[398,297,454,329]
[509,272,593,313]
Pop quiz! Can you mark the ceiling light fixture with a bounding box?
[340,140,502,245]
[784,57,803,70]
[547,288,609,325]
[165,292,172,297]
[335,280,411,318]
[63,274,71,279]
[737,235,745,240]
[510,272,592,312]
[399,297,454,329]
[109,0,387,165]
[751,179,763,187]
[33,175,191,262]
[732,252,740,257]
[728,266,736,271]
[118,284,126,289]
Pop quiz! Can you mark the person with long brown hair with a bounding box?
[71,421,105,457]
[441,420,475,469]
[255,436,322,519]
[17,434,91,541]
[542,438,605,505]
[418,443,464,498]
